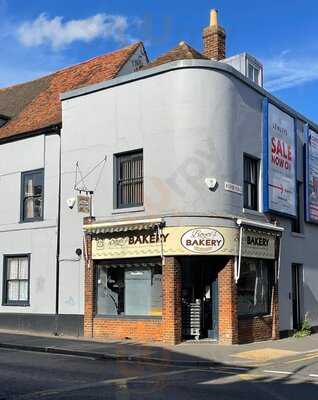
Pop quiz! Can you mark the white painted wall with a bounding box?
[0,134,60,314]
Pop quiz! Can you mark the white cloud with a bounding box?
[17,13,138,49]
[264,51,318,92]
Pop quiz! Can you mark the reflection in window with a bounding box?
[96,260,162,317]
[21,169,44,221]
[237,259,273,317]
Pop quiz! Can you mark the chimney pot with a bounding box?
[210,9,218,27]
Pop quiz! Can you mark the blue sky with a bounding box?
[1,0,318,122]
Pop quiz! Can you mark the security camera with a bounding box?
[205,178,218,191]
[66,197,76,209]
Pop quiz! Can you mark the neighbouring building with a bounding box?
[0,43,148,335]
[0,9,317,345]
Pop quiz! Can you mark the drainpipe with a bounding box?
[54,129,62,335]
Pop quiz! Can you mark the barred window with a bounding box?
[3,255,30,306]
[115,150,143,208]
[21,169,44,222]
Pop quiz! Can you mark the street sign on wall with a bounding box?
[263,100,297,217]
[305,128,318,223]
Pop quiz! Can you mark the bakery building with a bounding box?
[59,9,318,345]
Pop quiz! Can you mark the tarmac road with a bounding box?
[1,347,318,399]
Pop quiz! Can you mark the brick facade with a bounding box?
[218,257,238,344]
[83,221,278,345]
[84,227,182,343]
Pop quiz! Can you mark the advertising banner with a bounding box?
[263,101,297,216]
[306,129,318,223]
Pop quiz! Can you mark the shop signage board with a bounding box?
[263,100,297,217]
[77,195,90,213]
[305,129,318,223]
[241,230,276,259]
[91,226,277,260]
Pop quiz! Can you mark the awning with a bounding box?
[236,218,284,236]
[83,218,164,234]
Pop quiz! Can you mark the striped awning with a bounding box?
[83,218,163,234]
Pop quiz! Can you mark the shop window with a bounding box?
[243,155,258,211]
[237,259,273,317]
[21,169,44,222]
[115,150,143,209]
[2,255,30,306]
[96,260,162,317]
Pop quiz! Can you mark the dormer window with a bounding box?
[248,62,260,85]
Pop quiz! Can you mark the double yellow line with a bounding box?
[286,351,318,364]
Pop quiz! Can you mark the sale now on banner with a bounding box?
[265,102,296,216]
[306,129,318,223]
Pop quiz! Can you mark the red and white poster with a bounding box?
[266,103,296,216]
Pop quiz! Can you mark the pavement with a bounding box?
[1,329,318,367]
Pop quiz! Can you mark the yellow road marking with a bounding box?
[285,352,318,364]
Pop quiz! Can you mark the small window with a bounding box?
[292,182,304,234]
[115,150,143,209]
[237,259,273,317]
[96,259,162,317]
[247,62,260,84]
[21,169,44,222]
[3,255,30,306]
[244,156,258,211]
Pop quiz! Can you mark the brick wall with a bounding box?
[218,257,238,344]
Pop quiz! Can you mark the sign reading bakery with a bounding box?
[181,228,224,254]
[91,226,238,259]
[242,230,276,259]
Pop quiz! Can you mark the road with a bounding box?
[0,348,318,399]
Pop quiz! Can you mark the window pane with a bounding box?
[8,281,19,301]
[97,267,124,315]
[248,64,254,80]
[19,281,28,301]
[19,258,29,279]
[125,268,151,316]
[22,171,43,220]
[237,260,271,316]
[254,68,259,84]
[7,258,19,279]
[96,262,162,316]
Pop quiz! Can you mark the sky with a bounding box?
[1,0,318,122]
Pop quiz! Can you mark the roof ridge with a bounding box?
[0,41,141,92]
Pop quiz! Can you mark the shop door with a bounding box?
[202,268,218,340]
[292,264,302,330]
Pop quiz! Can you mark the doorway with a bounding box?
[181,257,218,341]
[292,264,302,330]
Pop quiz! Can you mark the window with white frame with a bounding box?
[247,62,260,85]
[21,169,44,222]
[3,255,30,306]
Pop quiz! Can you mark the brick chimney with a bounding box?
[203,9,226,60]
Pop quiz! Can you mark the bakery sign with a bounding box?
[91,226,237,259]
[241,230,276,259]
[90,226,277,260]
[181,228,224,254]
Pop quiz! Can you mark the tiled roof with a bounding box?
[142,41,208,70]
[0,42,141,140]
